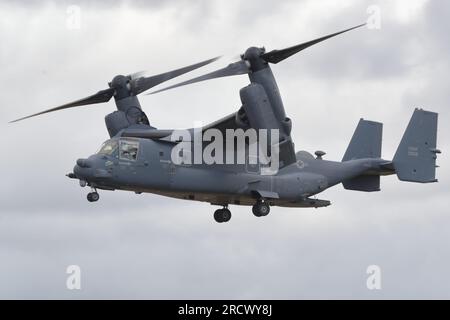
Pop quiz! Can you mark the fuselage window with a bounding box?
[119,140,139,161]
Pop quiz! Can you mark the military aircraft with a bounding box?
[11,24,440,223]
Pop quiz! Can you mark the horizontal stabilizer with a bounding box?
[343,175,380,192]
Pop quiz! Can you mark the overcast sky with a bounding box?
[0,0,449,299]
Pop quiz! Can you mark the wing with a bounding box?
[200,108,296,170]
[201,109,249,135]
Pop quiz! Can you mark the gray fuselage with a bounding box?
[73,137,392,208]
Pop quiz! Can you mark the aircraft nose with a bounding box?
[76,158,92,168]
[73,164,90,180]
[73,156,112,182]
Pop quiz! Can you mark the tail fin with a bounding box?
[342,119,382,161]
[393,108,440,183]
[342,119,383,192]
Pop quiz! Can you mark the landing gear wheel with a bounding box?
[214,208,231,223]
[221,208,231,222]
[87,192,99,202]
[252,205,260,217]
[252,201,270,217]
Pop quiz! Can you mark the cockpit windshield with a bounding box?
[97,139,118,156]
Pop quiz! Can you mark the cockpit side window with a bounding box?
[98,140,118,156]
[119,139,139,161]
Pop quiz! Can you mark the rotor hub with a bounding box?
[110,74,129,88]
[243,47,267,72]
[110,75,131,100]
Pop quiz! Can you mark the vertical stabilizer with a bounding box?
[393,109,440,183]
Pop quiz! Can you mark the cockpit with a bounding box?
[98,139,118,156]
[97,139,140,161]
[119,139,139,161]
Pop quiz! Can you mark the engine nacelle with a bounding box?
[105,109,150,137]
[240,83,290,139]
[240,83,296,167]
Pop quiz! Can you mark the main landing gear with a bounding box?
[214,207,232,223]
[252,200,270,217]
[87,188,100,202]
[213,201,271,223]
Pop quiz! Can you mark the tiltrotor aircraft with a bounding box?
[11,24,440,223]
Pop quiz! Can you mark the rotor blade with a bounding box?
[131,56,221,95]
[9,88,115,123]
[128,69,146,80]
[261,23,366,64]
[149,60,250,94]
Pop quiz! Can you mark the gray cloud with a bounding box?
[0,0,449,299]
